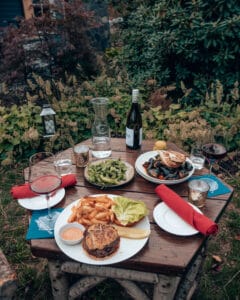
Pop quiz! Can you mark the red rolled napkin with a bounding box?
[11,174,77,199]
[155,184,218,235]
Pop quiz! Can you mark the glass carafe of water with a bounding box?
[91,97,112,158]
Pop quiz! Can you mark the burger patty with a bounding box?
[83,237,120,258]
[82,223,120,258]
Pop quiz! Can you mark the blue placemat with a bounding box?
[188,174,231,197]
[26,208,63,240]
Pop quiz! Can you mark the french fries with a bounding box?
[68,195,115,227]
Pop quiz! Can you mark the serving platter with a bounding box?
[153,202,202,236]
[84,158,135,188]
[54,194,150,265]
[135,151,195,185]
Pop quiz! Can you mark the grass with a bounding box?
[1,164,240,300]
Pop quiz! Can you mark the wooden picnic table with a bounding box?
[27,138,234,300]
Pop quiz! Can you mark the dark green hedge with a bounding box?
[120,0,240,105]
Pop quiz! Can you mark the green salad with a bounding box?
[112,196,149,226]
[87,159,127,186]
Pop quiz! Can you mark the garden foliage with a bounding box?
[118,0,240,104]
[1,74,240,165]
[0,2,240,299]
[0,0,240,165]
[0,73,132,165]
[0,0,104,86]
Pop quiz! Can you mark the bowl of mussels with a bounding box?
[135,150,195,185]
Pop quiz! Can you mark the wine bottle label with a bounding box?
[126,127,133,146]
[139,127,143,144]
[126,127,142,147]
[132,89,139,103]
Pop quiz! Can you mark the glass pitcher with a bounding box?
[91,97,112,158]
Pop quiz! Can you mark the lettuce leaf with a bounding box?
[112,196,148,226]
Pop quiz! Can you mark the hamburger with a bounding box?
[112,196,148,227]
[82,223,120,259]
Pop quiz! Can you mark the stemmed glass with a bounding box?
[29,152,62,228]
[202,143,227,174]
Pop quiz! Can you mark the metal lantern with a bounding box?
[40,104,56,137]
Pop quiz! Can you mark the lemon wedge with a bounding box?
[153,140,167,150]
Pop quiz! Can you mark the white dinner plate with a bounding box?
[18,188,65,210]
[153,202,202,236]
[135,151,195,185]
[54,194,150,265]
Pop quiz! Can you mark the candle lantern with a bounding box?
[40,104,56,137]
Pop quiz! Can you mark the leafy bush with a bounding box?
[0,72,133,164]
[0,75,89,165]
[0,103,41,164]
[0,0,104,86]
[144,80,240,152]
[119,0,240,104]
[1,73,239,165]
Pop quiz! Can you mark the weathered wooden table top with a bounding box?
[28,138,234,276]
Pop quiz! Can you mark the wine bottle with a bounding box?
[126,89,142,149]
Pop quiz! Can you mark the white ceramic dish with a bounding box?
[135,151,195,185]
[59,222,85,245]
[54,194,150,265]
[153,202,202,236]
[18,188,65,210]
[84,159,135,188]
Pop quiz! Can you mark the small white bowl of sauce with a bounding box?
[59,223,85,245]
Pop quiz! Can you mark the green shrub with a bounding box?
[120,0,240,104]
[0,103,41,164]
[144,80,240,152]
[0,72,132,164]
[1,73,240,165]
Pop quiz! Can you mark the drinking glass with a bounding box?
[91,97,112,158]
[202,143,227,173]
[54,151,73,175]
[29,152,62,227]
[190,147,205,170]
[188,179,209,208]
[73,145,90,167]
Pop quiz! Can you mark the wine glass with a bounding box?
[29,152,62,228]
[202,143,227,174]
